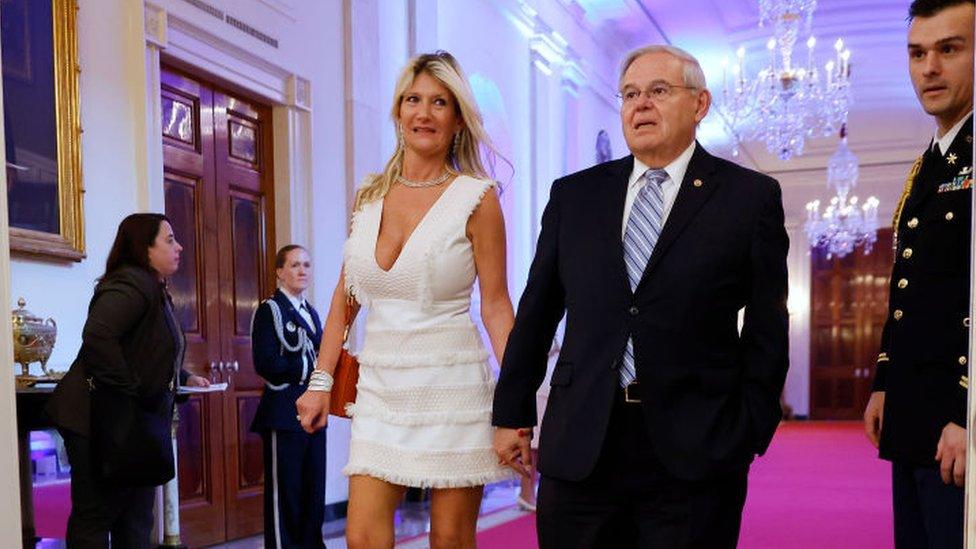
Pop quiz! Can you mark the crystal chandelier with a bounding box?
[720,0,853,160]
[804,125,879,258]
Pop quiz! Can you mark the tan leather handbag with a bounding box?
[328,295,359,418]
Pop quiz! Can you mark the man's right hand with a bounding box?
[863,391,885,448]
[296,390,330,434]
[493,427,533,477]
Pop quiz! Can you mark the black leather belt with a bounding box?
[623,382,641,404]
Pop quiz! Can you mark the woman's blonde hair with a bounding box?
[354,51,503,209]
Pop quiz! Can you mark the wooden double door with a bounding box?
[160,64,275,546]
[810,229,893,419]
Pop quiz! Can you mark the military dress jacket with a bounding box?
[872,115,972,466]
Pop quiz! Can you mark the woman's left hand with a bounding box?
[185,375,211,388]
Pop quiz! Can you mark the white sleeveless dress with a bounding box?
[342,175,510,488]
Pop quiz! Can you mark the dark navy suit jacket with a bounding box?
[250,289,322,433]
[493,144,790,482]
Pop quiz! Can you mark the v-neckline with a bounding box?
[373,177,460,273]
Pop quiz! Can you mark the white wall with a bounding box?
[10,0,149,375]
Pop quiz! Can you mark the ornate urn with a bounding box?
[12,297,60,385]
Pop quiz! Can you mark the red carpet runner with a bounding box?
[476,421,893,548]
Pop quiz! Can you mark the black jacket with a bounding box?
[250,289,323,432]
[872,115,972,466]
[493,144,790,482]
[45,266,186,436]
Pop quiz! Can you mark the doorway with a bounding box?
[809,229,893,419]
[161,64,275,546]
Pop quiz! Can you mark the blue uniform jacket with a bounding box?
[250,289,323,433]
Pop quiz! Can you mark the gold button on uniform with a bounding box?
[693,179,703,187]
[893,309,903,320]
[965,317,971,328]
[902,248,913,259]
[907,217,919,228]
[960,356,968,366]
[945,211,954,221]
[897,279,908,289]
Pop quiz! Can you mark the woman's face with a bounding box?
[398,72,462,159]
[277,247,312,296]
[148,221,183,277]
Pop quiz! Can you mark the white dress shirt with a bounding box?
[280,287,314,331]
[932,110,973,156]
[621,141,697,238]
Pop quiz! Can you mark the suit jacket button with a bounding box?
[893,309,903,321]
[907,217,919,229]
[629,305,639,316]
[960,356,968,366]
[902,248,913,259]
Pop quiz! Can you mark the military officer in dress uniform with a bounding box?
[251,244,326,548]
[863,1,973,547]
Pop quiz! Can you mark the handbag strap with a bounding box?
[342,294,355,344]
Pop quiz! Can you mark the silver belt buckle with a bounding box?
[624,382,641,404]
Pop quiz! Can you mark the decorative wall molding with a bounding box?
[141,0,314,246]
[145,3,168,48]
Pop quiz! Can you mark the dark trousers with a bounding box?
[61,431,156,549]
[892,461,964,549]
[261,429,327,549]
[537,390,749,549]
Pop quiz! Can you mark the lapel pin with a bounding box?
[947,153,958,165]
[693,179,703,188]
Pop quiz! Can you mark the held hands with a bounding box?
[185,375,211,388]
[493,427,533,478]
[296,390,331,434]
[863,391,885,449]
[935,422,967,487]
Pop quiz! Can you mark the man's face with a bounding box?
[619,52,709,163]
[908,3,975,128]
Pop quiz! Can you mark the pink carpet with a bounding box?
[477,421,893,548]
[34,480,70,539]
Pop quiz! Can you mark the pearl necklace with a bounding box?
[396,169,453,188]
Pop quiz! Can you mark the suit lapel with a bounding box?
[602,156,636,295]
[636,143,719,291]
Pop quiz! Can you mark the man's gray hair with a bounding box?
[618,45,707,91]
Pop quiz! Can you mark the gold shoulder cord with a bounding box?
[891,155,925,253]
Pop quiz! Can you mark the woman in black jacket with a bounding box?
[45,213,209,547]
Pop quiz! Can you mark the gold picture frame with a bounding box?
[5,0,84,261]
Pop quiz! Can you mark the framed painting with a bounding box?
[2,0,83,261]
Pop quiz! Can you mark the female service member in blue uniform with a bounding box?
[251,244,326,548]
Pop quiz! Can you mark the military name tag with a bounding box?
[938,167,973,193]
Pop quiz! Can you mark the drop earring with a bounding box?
[397,124,406,150]
[451,132,460,157]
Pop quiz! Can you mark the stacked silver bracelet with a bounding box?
[307,370,334,392]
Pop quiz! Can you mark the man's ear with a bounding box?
[694,89,712,124]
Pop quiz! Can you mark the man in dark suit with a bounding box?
[863,1,973,547]
[492,45,789,548]
[251,245,326,549]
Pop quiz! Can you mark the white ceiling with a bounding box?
[569,0,936,175]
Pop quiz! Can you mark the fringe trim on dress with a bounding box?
[343,438,512,488]
[346,402,492,425]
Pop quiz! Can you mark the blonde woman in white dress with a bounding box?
[296,51,515,548]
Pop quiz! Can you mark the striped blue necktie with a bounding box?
[620,169,668,387]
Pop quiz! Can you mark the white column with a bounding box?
[0,30,25,540]
[143,2,167,213]
[784,223,811,417]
